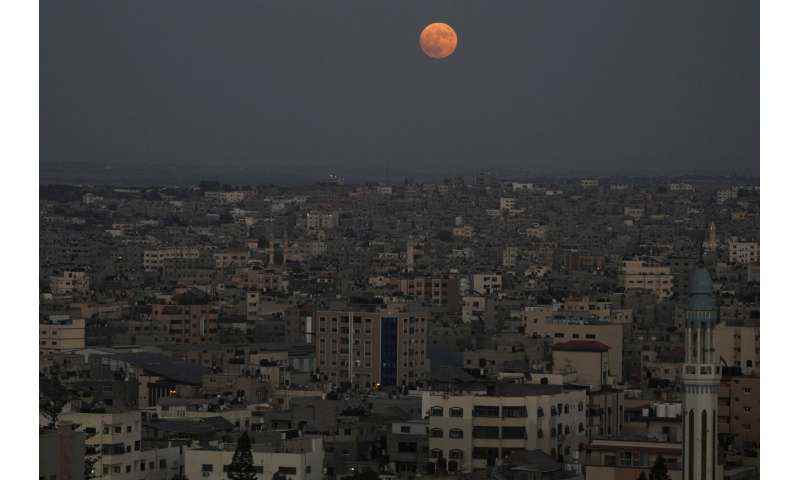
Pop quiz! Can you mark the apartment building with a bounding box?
[40,315,86,353]
[214,249,251,270]
[398,275,459,308]
[669,183,694,191]
[150,302,219,344]
[232,268,289,293]
[184,436,324,480]
[314,307,428,388]
[204,190,256,204]
[143,247,202,272]
[719,373,760,447]
[388,420,429,477]
[562,297,613,322]
[305,211,339,231]
[49,270,90,295]
[422,383,588,472]
[714,323,760,375]
[61,410,182,480]
[584,436,683,480]
[524,317,624,383]
[470,273,503,296]
[499,197,516,211]
[620,259,673,301]
[727,239,760,265]
[564,254,605,273]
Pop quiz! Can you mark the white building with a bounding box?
[184,436,324,480]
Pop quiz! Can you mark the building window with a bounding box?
[430,406,444,417]
[449,449,464,460]
[473,406,500,418]
[401,426,411,433]
[430,449,443,459]
[431,428,444,438]
[449,429,464,439]
[449,407,463,417]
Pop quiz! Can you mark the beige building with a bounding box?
[422,384,588,472]
[143,246,202,271]
[61,410,182,480]
[214,249,251,269]
[552,341,610,388]
[499,197,516,211]
[40,315,86,353]
[714,323,760,375]
[525,318,624,383]
[727,239,759,265]
[49,270,90,295]
[470,273,503,295]
[150,302,219,345]
[719,374,759,447]
[620,259,673,301]
[314,307,428,388]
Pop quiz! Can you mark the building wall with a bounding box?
[40,317,86,353]
[524,322,624,382]
[620,260,673,301]
[422,390,588,473]
[718,376,760,446]
[553,350,606,388]
[714,324,759,375]
[143,247,201,271]
[314,309,428,388]
[151,303,219,344]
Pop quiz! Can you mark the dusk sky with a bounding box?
[41,0,758,183]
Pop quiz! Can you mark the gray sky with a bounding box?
[41,0,758,183]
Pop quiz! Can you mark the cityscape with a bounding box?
[37,1,760,479]
[39,175,759,480]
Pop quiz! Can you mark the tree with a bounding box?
[649,456,671,480]
[40,374,71,427]
[227,432,257,480]
[85,457,98,480]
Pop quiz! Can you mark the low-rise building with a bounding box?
[422,383,588,472]
[40,315,86,354]
[184,436,324,480]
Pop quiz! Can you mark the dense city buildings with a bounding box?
[38,177,759,479]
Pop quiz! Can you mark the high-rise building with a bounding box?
[314,307,428,388]
[680,267,722,480]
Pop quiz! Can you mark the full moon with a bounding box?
[419,22,457,59]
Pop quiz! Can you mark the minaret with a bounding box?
[702,222,718,255]
[681,267,721,480]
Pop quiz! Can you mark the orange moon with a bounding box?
[419,22,457,59]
